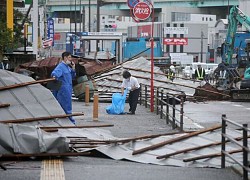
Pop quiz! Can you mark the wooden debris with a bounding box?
[0,103,10,108]
[157,135,250,159]
[40,124,114,131]
[132,124,222,155]
[183,149,242,162]
[0,78,55,91]
[1,112,84,123]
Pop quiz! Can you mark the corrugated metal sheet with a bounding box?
[0,69,245,169]
[93,57,184,96]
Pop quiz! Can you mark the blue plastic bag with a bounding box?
[106,89,128,114]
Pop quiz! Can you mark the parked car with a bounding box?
[183,66,192,78]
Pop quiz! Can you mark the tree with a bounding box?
[0,7,27,60]
[0,16,14,60]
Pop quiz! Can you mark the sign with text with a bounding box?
[133,2,152,21]
[164,38,188,45]
[164,27,188,35]
[82,32,122,36]
[47,18,54,46]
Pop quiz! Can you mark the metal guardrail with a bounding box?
[221,114,249,180]
[139,83,185,131]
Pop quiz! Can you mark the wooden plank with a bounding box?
[183,149,242,162]
[1,112,84,123]
[0,103,10,108]
[157,135,250,159]
[132,124,222,155]
[0,78,55,91]
[41,124,114,129]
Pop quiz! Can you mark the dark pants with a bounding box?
[128,87,141,113]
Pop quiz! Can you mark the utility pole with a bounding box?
[88,0,91,32]
[6,0,13,32]
[70,0,72,33]
[80,0,81,32]
[201,30,204,62]
[33,0,38,58]
[88,0,91,54]
[75,0,77,34]
[97,0,100,32]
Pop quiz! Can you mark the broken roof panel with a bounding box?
[0,69,245,169]
[93,57,184,96]
[0,69,73,126]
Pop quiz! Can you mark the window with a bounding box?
[171,12,190,22]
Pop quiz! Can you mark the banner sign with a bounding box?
[164,27,188,35]
[163,38,188,45]
[42,38,53,48]
[47,18,54,46]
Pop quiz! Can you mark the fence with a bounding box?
[221,114,249,180]
[139,83,185,131]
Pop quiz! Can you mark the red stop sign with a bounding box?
[133,2,151,20]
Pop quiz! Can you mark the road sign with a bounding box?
[127,0,139,8]
[133,2,152,21]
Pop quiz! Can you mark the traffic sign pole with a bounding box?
[128,0,155,112]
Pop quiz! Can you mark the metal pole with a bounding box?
[80,0,81,32]
[96,0,101,51]
[75,0,77,33]
[221,114,226,168]
[201,30,204,62]
[243,124,248,180]
[150,4,155,112]
[70,0,72,33]
[89,0,91,32]
[97,0,100,32]
[88,0,91,53]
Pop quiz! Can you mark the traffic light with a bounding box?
[14,0,25,7]
[104,24,117,32]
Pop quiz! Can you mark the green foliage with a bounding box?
[0,8,27,57]
[0,16,13,57]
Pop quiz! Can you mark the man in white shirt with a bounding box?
[0,56,10,70]
[121,70,140,115]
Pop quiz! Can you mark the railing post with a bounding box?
[145,85,147,108]
[243,124,248,180]
[172,96,176,129]
[180,97,184,131]
[160,89,163,119]
[221,114,226,168]
[139,83,142,105]
[166,94,169,124]
[85,83,90,106]
[156,88,159,115]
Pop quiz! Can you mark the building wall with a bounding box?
[128,22,208,63]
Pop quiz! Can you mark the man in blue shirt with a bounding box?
[51,52,76,124]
